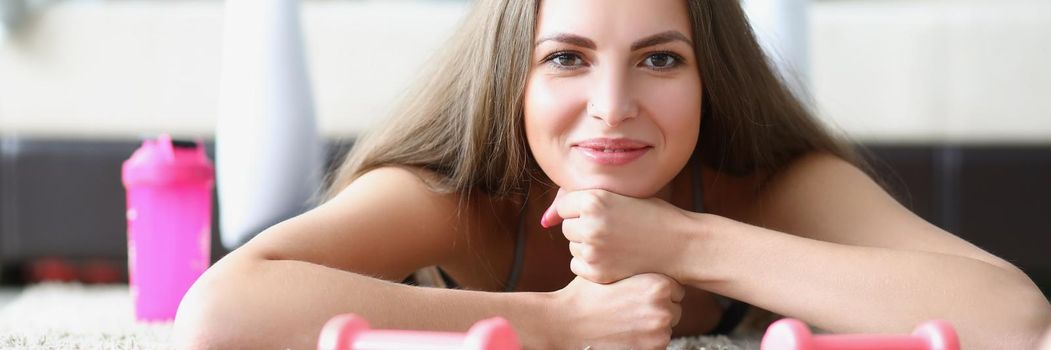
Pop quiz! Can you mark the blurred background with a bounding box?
[0,0,1048,300]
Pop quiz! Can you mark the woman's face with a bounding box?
[524,0,702,198]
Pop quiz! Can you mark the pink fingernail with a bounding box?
[540,206,555,228]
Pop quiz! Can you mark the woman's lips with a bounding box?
[571,138,653,166]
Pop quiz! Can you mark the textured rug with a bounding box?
[0,283,758,349]
[0,283,172,350]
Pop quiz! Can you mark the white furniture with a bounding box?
[215,0,323,249]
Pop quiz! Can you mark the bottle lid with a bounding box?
[122,134,215,187]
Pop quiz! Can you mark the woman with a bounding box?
[173,0,1051,349]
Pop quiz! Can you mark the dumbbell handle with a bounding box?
[318,314,520,350]
[352,330,473,350]
[810,335,929,350]
[761,318,958,350]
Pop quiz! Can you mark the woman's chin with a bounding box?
[549,154,672,198]
[562,176,660,198]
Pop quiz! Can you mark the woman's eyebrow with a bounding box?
[533,30,693,50]
[534,33,596,49]
[630,30,693,51]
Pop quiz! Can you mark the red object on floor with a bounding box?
[27,257,78,282]
[80,259,122,284]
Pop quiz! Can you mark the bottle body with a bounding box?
[122,135,214,322]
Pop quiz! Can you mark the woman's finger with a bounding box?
[671,283,686,303]
[569,257,592,279]
[559,217,589,243]
[670,303,683,327]
[540,188,567,228]
[567,241,587,259]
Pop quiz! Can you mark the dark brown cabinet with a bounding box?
[1,138,1048,298]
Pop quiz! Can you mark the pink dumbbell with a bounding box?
[761,318,959,350]
[317,313,520,350]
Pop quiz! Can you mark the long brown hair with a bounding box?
[321,0,865,206]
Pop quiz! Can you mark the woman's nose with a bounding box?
[587,69,639,127]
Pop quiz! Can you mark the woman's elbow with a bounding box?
[1030,301,1051,348]
[173,270,234,349]
[1040,322,1051,350]
[172,257,257,350]
[1008,284,1051,349]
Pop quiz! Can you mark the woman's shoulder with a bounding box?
[699,151,858,222]
[340,165,514,231]
[232,165,477,281]
[756,151,864,196]
[333,165,465,218]
[734,151,871,224]
[345,166,521,286]
[352,165,446,191]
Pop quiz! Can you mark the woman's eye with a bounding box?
[642,53,680,70]
[546,52,585,69]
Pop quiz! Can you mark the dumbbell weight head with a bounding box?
[318,314,371,350]
[911,320,959,350]
[463,317,520,350]
[761,318,814,350]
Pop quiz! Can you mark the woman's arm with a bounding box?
[682,153,1051,349]
[174,166,684,350]
[1041,323,1051,350]
[175,251,683,350]
[173,167,548,349]
[174,251,549,349]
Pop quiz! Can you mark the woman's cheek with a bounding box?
[524,81,575,186]
[525,78,592,182]
[654,84,702,157]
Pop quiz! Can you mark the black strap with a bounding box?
[502,187,529,292]
[437,267,460,289]
[706,299,749,335]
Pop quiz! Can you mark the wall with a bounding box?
[0,1,1048,142]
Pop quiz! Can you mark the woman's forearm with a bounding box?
[173,254,552,350]
[682,214,1051,349]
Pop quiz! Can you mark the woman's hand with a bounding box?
[541,188,703,284]
[548,273,684,350]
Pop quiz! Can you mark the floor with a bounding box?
[0,283,175,349]
[0,288,23,311]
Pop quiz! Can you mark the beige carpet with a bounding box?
[0,283,757,350]
[0,283,173,350]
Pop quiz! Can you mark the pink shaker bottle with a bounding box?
[122,134,214,322]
